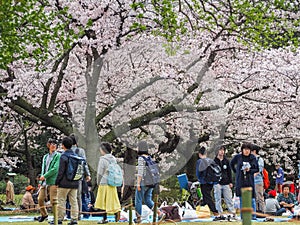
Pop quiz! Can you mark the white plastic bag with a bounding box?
[141,205,153,221]
[182,202,198,220]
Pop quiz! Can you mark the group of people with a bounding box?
[5,137,299,223]
[3,136,165,225]
[35,135,121,225]
[195,142,298,221]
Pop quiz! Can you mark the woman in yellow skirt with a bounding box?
[95,142,121,224]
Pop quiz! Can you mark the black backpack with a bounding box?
[141,156,160,188]
[203,161,222,183]
[66,154,85,181]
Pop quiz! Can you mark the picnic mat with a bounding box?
[0,215,115,223]
[0,215,293,223]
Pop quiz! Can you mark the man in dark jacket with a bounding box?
[69,133,91,220]
[196,146,222,221]
[230,142,259,220]
[54,137,79,225]
[214,145,235,217]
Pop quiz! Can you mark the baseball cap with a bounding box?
[26,185,35,191]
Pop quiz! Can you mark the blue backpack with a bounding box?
[67,154,85,181]
[141,156,160,188]
[105,159,123,187]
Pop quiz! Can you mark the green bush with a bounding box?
[159,175,182,203]
[0,174,29,195]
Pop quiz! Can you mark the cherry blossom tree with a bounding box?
[0,0,299,187]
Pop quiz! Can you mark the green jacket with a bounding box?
[41,151,61,185]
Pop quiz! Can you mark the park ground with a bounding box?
[0,222,294,225]
[0,195,295,225]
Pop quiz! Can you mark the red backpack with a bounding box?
[262,168,270,190]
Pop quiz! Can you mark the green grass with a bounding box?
[0,222,292,225]
[0,194,23,206]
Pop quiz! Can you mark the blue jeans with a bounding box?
[276,208,286,216]
[240,197,257,219]
[135,186,154,216]
[81,193,90,218]
[214,184,235,214]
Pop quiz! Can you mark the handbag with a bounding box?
[160,205,181,221]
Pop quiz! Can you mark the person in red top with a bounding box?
[283,174,295,194]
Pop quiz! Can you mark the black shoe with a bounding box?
[213,215,226,221]
[97,219,108,224]
[48,220,62,225]
[34,216,41,221]
[133,217,141,224]
[68,220,78,225]
[38,215,48,222]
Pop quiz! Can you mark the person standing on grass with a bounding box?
[251,144,265,214]
[134,141,165,224]
[95,142,121,224]
[69,133,91,220]
[55,136,79,225]
[275,163,284,193]
[37,138,61,223]
[196,146,223,221]
[5,177,15,205]
[213,145,236,218]
[230,142,259,220]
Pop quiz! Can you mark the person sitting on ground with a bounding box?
[276,184,297,216]
[265,190,280,216]
[21,185,36,210]
[82,181,96,219]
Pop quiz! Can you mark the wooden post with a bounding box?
[152,193,158,224]
[53,198,58,225]
[129,198,133,225]
[241,187,252,225]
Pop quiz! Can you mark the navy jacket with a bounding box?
[55,149,79,189]
[230,153,259,197]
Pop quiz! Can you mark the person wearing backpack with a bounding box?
[95,142,121,224]
[134,140,165,224]
[230,142,259,220]
[213,145,236,219]
[69,133,91,220]
[55,136,80,225]
[251,144,265,214]
[196,146,223,221]
[37,138,61,223]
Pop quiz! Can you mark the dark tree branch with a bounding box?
[48,51,71,111]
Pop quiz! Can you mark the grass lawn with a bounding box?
[0,222,293,225]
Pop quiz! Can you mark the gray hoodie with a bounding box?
[97,154,117,185]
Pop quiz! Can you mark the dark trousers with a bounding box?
[81,194,90,218]
[200,183,218,213]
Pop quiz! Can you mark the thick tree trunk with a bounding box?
[24,130,37,185]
